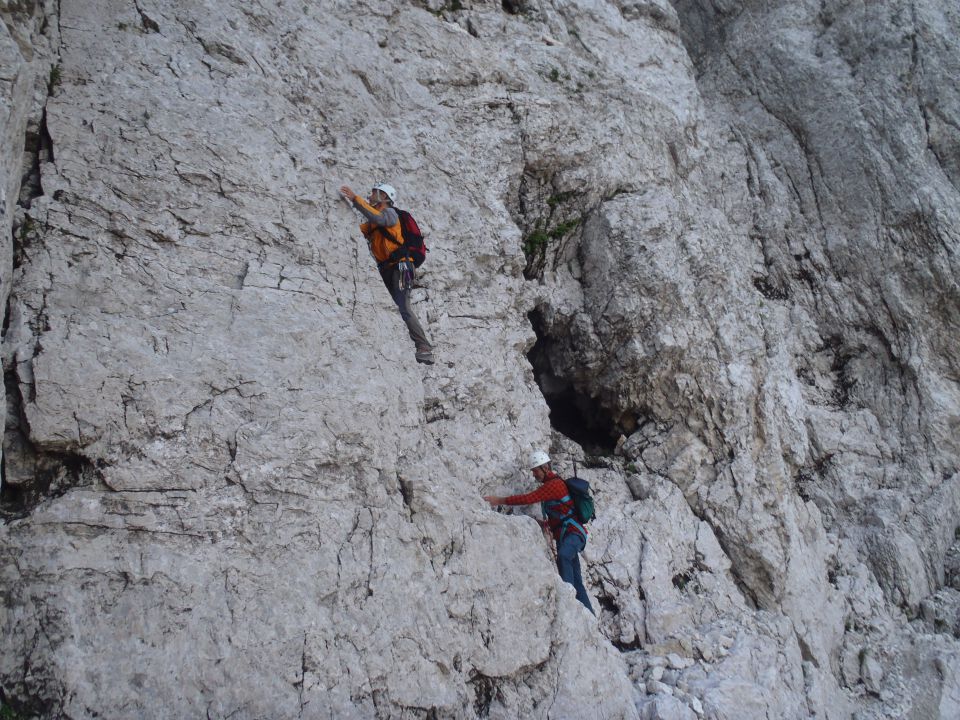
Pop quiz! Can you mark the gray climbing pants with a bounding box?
[379,265,431,351]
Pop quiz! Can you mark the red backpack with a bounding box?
[395,209,428,267]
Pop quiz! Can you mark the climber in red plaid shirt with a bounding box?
[484,450,594,613]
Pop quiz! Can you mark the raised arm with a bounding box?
[351,194,398,227]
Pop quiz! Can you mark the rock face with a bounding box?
[1,0,958,718]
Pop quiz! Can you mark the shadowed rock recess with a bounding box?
[1,0,958,717]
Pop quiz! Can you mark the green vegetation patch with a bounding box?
[48,63,61,90]
[522,217,580,257]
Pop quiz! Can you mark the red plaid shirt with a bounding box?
[501,472,585,541]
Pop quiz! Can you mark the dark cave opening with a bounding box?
[527,309,618,453]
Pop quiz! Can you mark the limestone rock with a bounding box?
[860,651,885,697]
[920,588,960,638]
[1,0,959,719]
[639,695,696,720]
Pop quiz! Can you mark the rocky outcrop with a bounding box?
[1,0,958,718]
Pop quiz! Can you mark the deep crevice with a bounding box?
[597,594,618,615]
[468,674,495,718]
[2,295,10,339]
[611,636,643,652]
[12,80,55,275]
[1,364,93,519]
[18,108,54,209]
[501,0,522,15]
[508,170,587,280]
[398,478,414,512]
[0,685,53,720]
[527,309,617,453]
[752,276,790,301]
[133,0,161,33]
[599,593,644,651]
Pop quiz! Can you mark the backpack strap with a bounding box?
[543,493,586,541]
[372,218,411,270]
[543,494,574,520]
[560,517,587,541]
[542,484,588,541]
[375,224,404,249]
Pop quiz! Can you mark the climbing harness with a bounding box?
[542,494,587,541]
[542,462,595,541]
[398,260,414,290]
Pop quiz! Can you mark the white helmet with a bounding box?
[528,450,551,470]
[372,182,397,204]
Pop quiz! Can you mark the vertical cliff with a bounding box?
[1,1,958,718]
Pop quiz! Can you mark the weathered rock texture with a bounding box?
[1,0,958,718]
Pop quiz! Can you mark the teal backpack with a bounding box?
[566,460,595,525]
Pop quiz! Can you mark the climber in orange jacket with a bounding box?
[340,182,434,364]
[484,450,594,613]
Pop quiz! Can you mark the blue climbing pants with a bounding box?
[556,531,594,614]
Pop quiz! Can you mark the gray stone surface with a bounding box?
[1,0,958,718]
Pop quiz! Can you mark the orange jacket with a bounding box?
[353,196,404,264]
